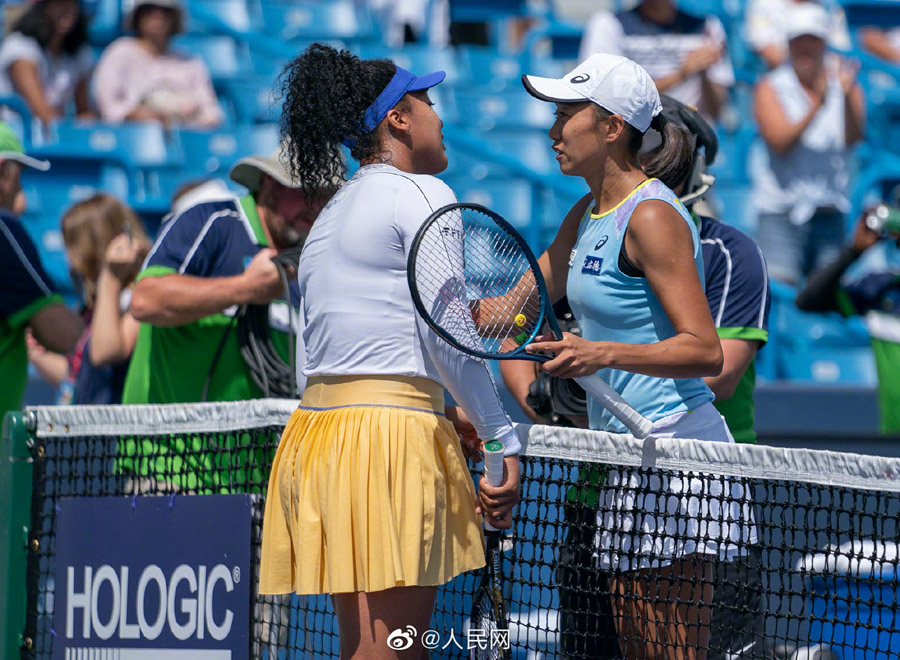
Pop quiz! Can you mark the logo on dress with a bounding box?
[570,74,590,84]
[581,256,603,275]
[568,249,577,268]
[595,235,608,249]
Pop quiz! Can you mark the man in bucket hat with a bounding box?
[122,147,338,405]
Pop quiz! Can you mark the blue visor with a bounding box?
[343,67,446,148]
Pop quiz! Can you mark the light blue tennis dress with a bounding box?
[567,178,756,570]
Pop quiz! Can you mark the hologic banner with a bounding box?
[53,495,251,660]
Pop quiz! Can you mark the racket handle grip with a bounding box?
[575,376,654,439]
[482,440,505,532]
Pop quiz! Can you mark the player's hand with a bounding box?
[680,43,723,77]
[240,248,285,305]
[104,233,150,284]
[477,455,521,529]
[853,206,882,254]
[525,332,609,378]
[446,406,483,460]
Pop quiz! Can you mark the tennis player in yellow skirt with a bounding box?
[259,44,522,659]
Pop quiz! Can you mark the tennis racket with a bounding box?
[407,202,653,438]
[470,440,511,660]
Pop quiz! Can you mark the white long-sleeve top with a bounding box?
[298,164,520,455]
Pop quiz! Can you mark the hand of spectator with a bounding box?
[104,233,150,285]
[241,248,286,305]
[852,207,882,255]
[839,58,860,96]
[680,43,724,78]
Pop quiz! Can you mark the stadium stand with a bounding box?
[5,0,897,401]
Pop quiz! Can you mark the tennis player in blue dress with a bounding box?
[522,53,756,660]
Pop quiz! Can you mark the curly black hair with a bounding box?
[278,43,397,196]
[12,1,89,57]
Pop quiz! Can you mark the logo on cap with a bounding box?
[570,74,590,84]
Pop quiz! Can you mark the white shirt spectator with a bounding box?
[579,6,734,117]
[0,32,94,116]
[745,0,850,65]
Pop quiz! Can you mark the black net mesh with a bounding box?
[20,405,900,660]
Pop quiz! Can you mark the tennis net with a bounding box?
[9,399,900,659]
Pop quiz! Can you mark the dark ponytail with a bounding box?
[278,43,397,196]
[641,113,695,192]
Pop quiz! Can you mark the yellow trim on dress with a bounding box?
[589,178,657,219]
[301,375,444,413]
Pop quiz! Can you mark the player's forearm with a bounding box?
[596,334,724,379]
[131,273,252,327]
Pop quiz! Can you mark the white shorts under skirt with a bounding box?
[595,402,759,572]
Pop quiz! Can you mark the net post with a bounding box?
[0,411,34,659]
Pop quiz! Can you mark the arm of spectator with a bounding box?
[841,62,865,147]
[26,330,69,387]
[28,303,83,353]
[8,60,59,125]
[704,338,761,401]
[655,43,723,93]
[860,27,900,63]
[74,75,95,119]
[498,358,549,424]
[795,213,878,313]
[130,248,285,327]
[89,233,148,366]
[754,78,824,155]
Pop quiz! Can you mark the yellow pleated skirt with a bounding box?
[259,375,486,595]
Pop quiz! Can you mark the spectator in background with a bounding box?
[796,208,900,434]
[746,0,850,70]
[0,0,95,126]
[578,0,734,120]
[51,194,150,404]
[122,148,336,405]
[860,26,900,64]
[0,121,82,419]
[752,1,864,285]
[94,0,222,127]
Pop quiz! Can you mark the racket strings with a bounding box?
[413,207,544,356]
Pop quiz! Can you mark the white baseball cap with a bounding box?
[521,53,663,133]
[786,2,830,42]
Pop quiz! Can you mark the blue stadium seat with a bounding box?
[358,45,468,87]
[446,88,554,132]
[712,183,757,235]
[178,124,280,176]
[171,34,252,85]
[780,346,878,386]
[259,0,377,43]
[222,78,278,124]
[185,0,259,34]
[31,121,180,170]
[444,177,534,229]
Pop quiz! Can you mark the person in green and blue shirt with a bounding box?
[0,121,82,421]
[123,149,336,405]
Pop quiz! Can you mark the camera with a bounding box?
[524,308,588,425]
[864,203,900,238]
